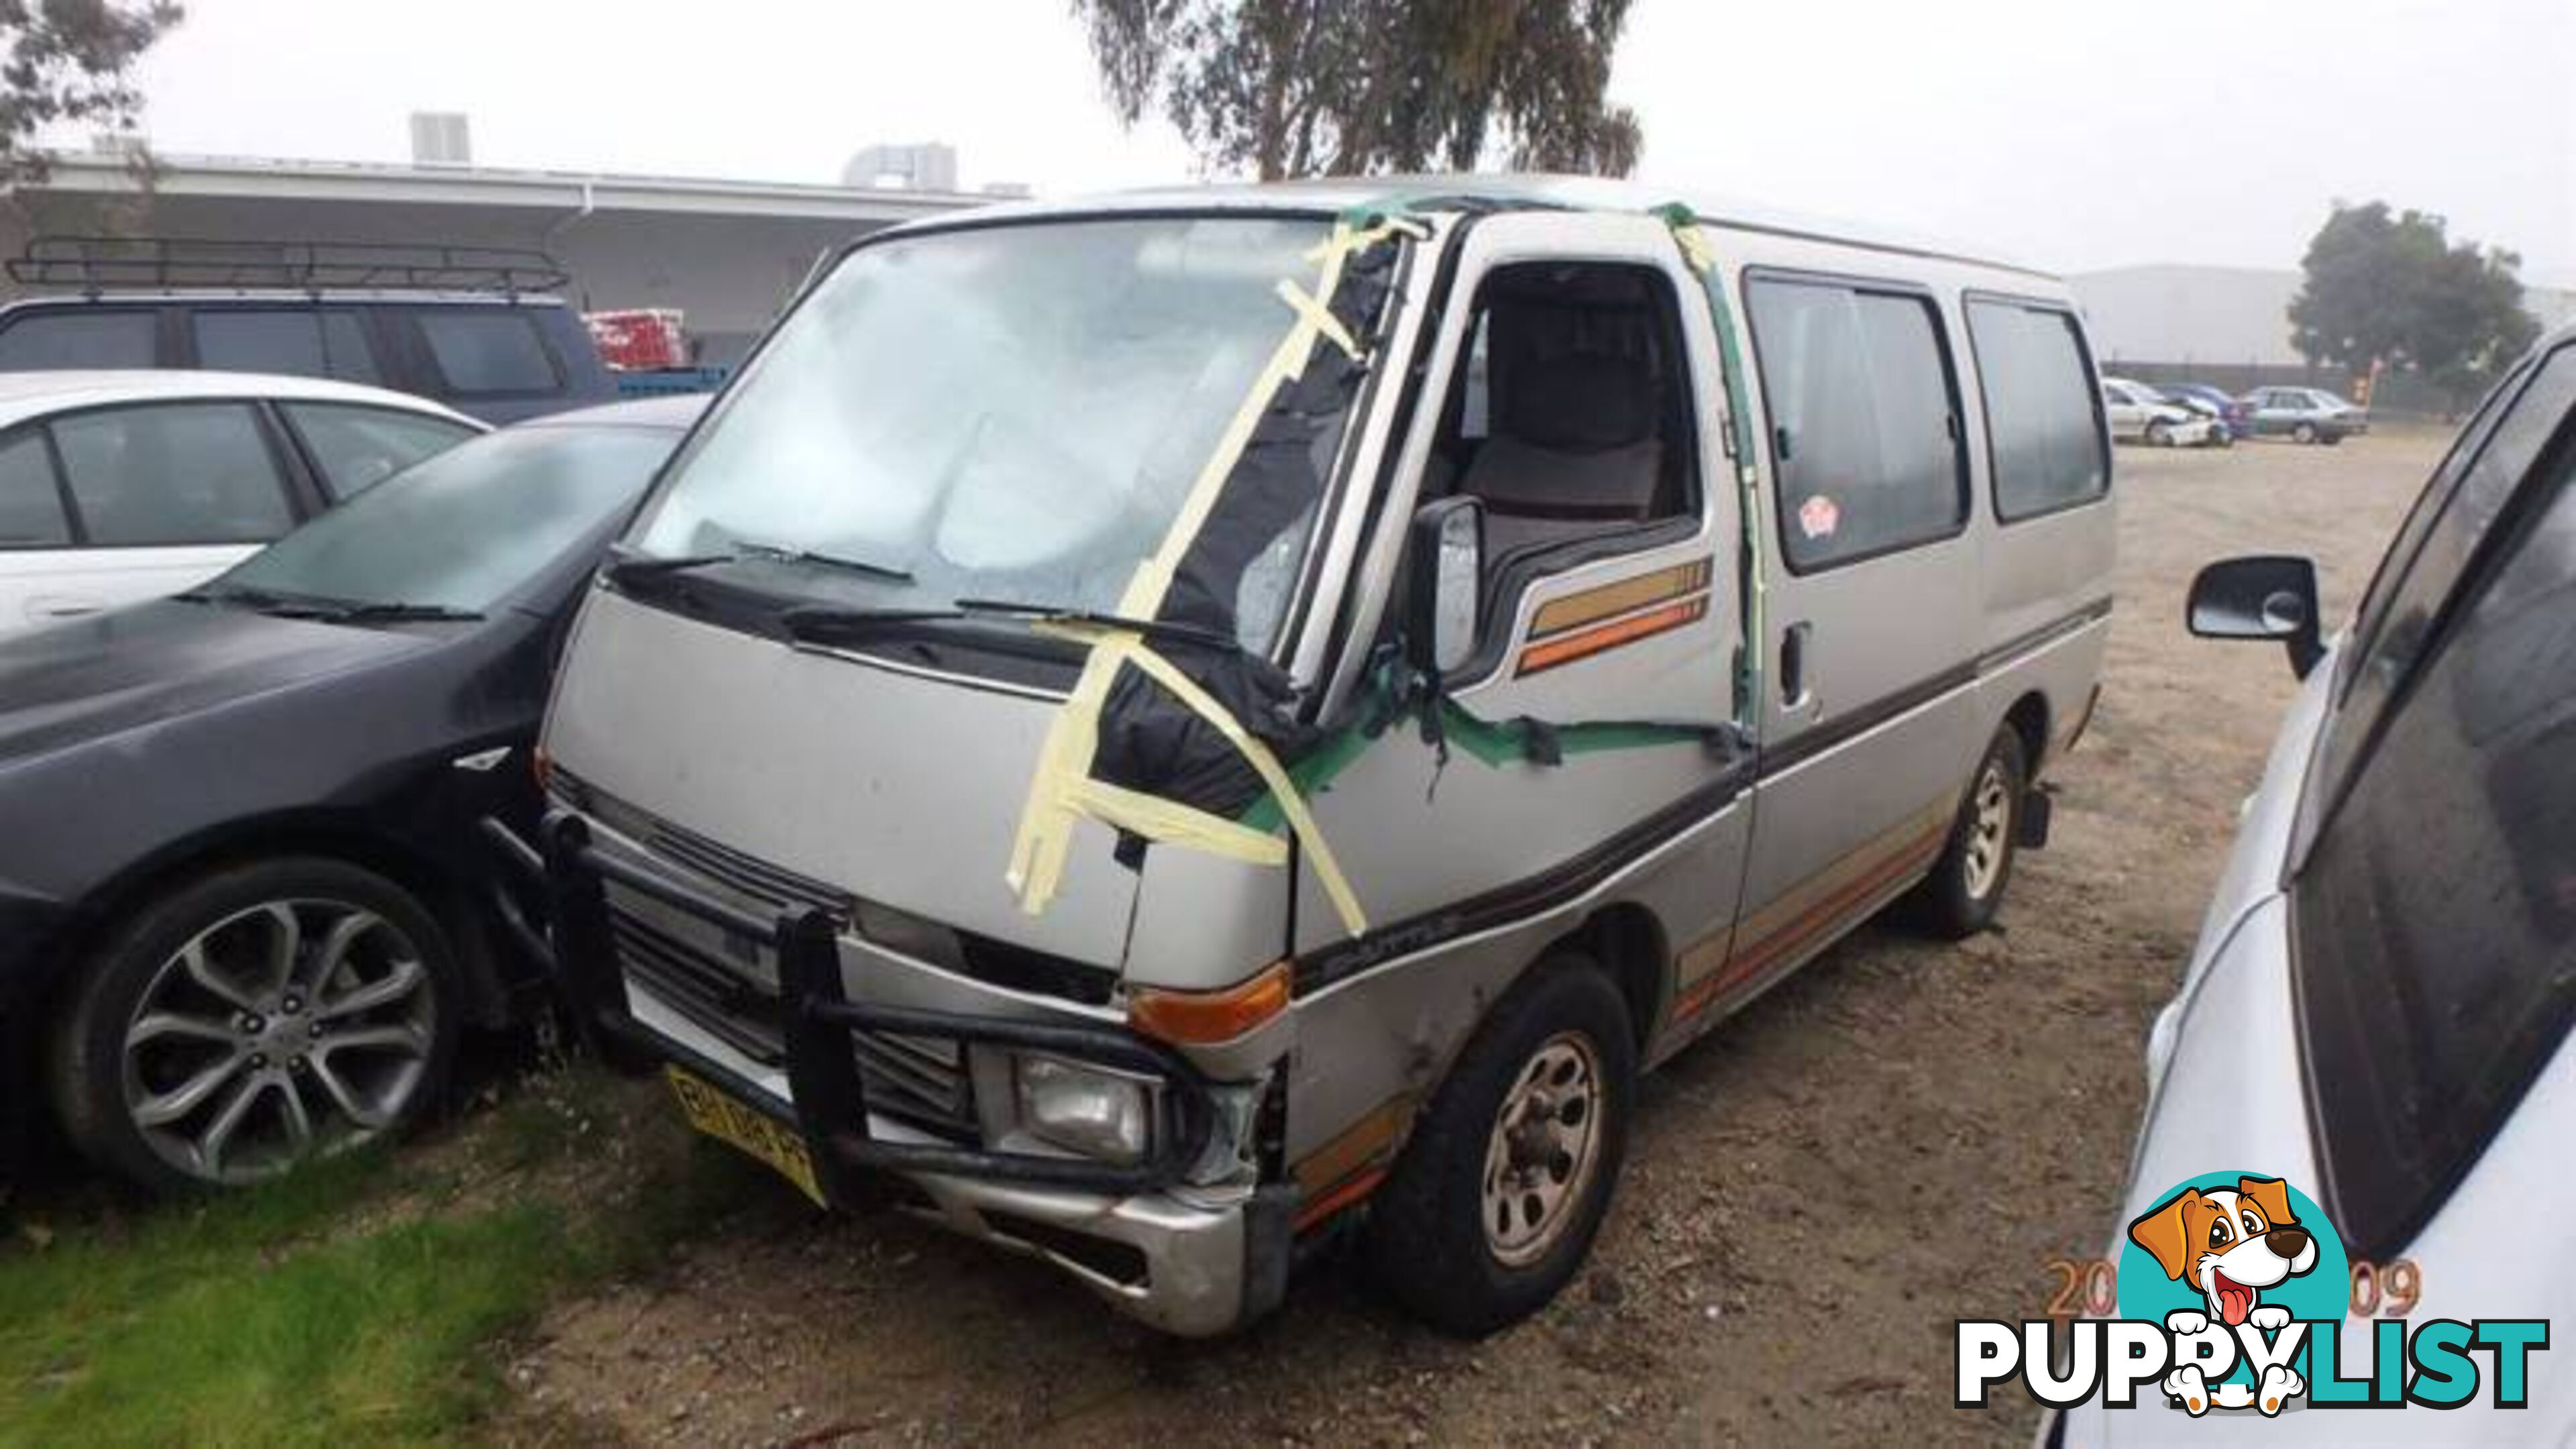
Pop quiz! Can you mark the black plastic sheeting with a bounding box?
[1089,231,1402,822]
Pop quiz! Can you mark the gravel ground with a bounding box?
[504,430,2445,1448]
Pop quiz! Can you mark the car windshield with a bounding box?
[215,423,675,613]
[624,215,1360,651]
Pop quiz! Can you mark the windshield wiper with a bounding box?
[606,541,912,586]
[176,584,348,620]
[777,604,967,643]
[951,598,1244,654]
[319,601,484,624]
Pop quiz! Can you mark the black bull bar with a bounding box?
[525,810,1223,1203]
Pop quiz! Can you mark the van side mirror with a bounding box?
[1407,496,1483,677]
[2188,554,2324,679]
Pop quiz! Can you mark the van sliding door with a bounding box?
[1728,270,1984,998]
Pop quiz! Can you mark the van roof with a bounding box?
[901,174,2059,280]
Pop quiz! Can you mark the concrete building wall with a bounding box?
[0,152,980,366]
[2073,262,2576,372]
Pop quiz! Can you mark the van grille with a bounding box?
[604,887,976,1144]
[553,770,855,923]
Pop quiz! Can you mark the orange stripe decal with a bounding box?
[1294,1166,1388,1232]
[1529,559,1713,638]
[1517,596,1707,676]
[1671,817,1949,1022]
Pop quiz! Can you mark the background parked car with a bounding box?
[0,395,700,1191]
[2049,325,2576,1443]
[2102,376,2214,445]
[0,236,619,424]
[0,370,482,632]
[2240,384,2370,444]
[2155,380,2251,442]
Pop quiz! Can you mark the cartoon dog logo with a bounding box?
[2128,1175,2318,1414]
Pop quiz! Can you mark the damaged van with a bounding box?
[533,178,2114,1336]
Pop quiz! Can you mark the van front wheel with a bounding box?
[1364,957,1635,1337]
[1907,727,2029,938]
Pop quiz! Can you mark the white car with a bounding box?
[2101,376,2214,447]
[2049,324,2576,1442]
[0,371,481,631]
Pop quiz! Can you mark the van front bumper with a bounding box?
[531,810,1292,1337]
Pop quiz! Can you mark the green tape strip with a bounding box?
[1236,688,1707,833]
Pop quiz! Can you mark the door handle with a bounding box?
[28,595,105,621]
[1779,621,1819,716]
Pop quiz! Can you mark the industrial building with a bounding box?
[0,138,985,365]
[2071,262,2576,409]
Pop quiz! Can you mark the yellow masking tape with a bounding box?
[1111,634,1367,936]
[1059,773,1291,865]
[1007,215,1405,937]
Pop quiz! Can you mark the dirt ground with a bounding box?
[505,431,2445,1448]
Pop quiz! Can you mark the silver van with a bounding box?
[533,178,2115,1336]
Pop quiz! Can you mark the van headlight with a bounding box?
[1013,1055,1153,1164]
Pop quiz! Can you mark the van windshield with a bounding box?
[627,215,1360,651]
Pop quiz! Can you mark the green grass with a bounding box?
[0,1068,741,1448]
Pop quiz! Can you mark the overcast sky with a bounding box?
[90,0,2576,282]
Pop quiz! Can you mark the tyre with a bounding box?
[2145,419,2172,447]
[2292,421,2318,444]
[1366,957,1636,1336]
[1906,727,2029,938]
[46,857,458,1193]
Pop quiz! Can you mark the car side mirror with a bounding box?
[1407,496,1483,677]
[2188,554,2324,679]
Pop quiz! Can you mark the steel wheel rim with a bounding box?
[1481,1032,1607,1267]
[121,897,437,1184]
[1963,765,2014,900]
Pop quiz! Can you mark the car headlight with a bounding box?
[1014,1055,1154,1164]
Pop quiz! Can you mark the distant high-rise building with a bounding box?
[841,142,957,193]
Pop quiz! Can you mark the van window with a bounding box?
[282,402,478,499]
[0,431,70,547]
[0,310,157,370]
[1432,261,1699,567]
[2293,385,2576,1257]
[50,402,295,546]
[1745,278,1965,570]
[193,310,381,384]
[1967,299,2108,520]
[416,310,557,394]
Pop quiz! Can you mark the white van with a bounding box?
[0,370,480,629]
[535,178,2116,1336]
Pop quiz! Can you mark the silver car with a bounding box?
[535,178,2116,1336]
[2051,323,2576,1441]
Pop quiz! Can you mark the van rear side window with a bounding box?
[1745,277,1966,570]
[1967,299,2108,520]
[0,311,157,371]
[194,310,382,384]
[416,310,557,395]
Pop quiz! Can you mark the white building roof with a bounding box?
[7,148,985,223]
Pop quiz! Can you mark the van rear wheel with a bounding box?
[1364,956,1635,1337]
[1907,727,2029,938]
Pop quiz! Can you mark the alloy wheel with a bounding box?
[119,898,437,1184]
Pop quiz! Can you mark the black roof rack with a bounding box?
[5,235,572,296]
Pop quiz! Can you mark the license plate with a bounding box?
[665,1065,826,1207]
